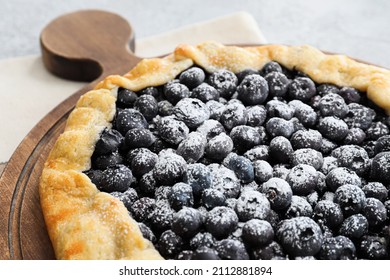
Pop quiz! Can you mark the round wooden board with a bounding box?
[0,10,141,259]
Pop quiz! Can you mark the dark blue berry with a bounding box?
[269,136,293,164]
[92,150,123,170]
[244,145,269,162]
[111,187,138,211]
[138,171,158,197]
[219,102,247,131]
[202,188,226,209]
[325,167,362,191]
[157,230,183,259]
[237,74,269,105]
[235,190,270,221]
[183,163,212,198]
[179,67,205,89]
[133,94,158,121]
[260,178,293,210]
[318,116,349,142]
[265,71,290,97]
[334,184,366,216]
[344,128,366,145]
[207,69,238,99]
[205,206,238,239]
[276,217,323,257]
[116,88,137,108]
[266,100,295,120]
[370,152,390,184]
[250,241,285,260]
[130,149,158,178]
[253,160,273,183]
[168,182,194,211]
[318,93,349,118]
[363,197,387,227]
[266,117,295,139]
[242,219,274,247]
[205,133,233,160]
[130,197,156,222]
[153,151,187,185]
[196,119,225,140]
[209,164,241,198]
[190,232,217,249]
[94,128,123,156]
[331,145,370,176]
[84,169,104,186]
[289,100,317,127]
[316,84,339,96]
[99,164,133,193]
[173,98,210,128]
[139,86,161,98]
[291,148,324,170]
[288,77,316,102]
[191,83,219,102]
[313,200,344,229]
[124,128,156,149]
[236,69,259,83]
[229,125,262,153]
[245,105,267,127]
[284,195,313,218]
[163,82,190,105]
[260,61,283,76]
[339,86,361,104]
[344,103,375,130]
[177,132,206,163]
[192,246,220,260]
[149,200,175,233]
[318,236,356,260]
[172,207,203,238]
[115,108,148,136]
[224,153,254,183]
[362,182,388,202]
[215,239,249,260]
[156,116,189,145]
[286,164,318,195]
[157,100,174,116]
[359,235,388,259]
[375,135,390,154]
[206,100,225,120]
[290,129,322,150]
[138,222,157,244]
[366,121,390,140]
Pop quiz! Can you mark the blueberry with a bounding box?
[99,164,133,193]
[344,103,375,130]
[209,164,241,198]
[130,149,158,178]
[291,148,324,170]
[183,163,212,198]
[339,86,361,104]
[191,83,219,102]
[207,69,238,99]
[318,236,356,260]
[139,86,161,98]
[363,197,387,227]
[110,187,138,211]
[173,98,210,128]
[115,108,148,136]
[316,84,339,96]
[266,117,295,139]
[343,128,366,145]
[289,100,317,128]
[264,71,290,97]
[245,105,267,127]
[205,133,234,161]
[253,160,273,183]
[157,230,184,259]
[375,135,390,154]
[149,200,175,233]
[219,102,247,131]
[116,87,137,108]
[130,197,156,222]
[237,74,269,105]
[153,151,187,185]
[236,69,259,83]
[320,137,338,156]
[202,188,226,209]
[190,232,217,249]
[266,100,295,120]
[192,246,221,260]
[290,129,322,151]
[124,128,156,149]
[313,200,344,229]
[272,164,291,181]
[206,100,225,120]
[133,94,158,121]
[92,150,123,170]
[84,169,104,187]
[362,182,388,202]
[138,171,158,197]
[215,239,249,260]
[205,206,239,239]
[276,217,323,257]
[334,184,366,216]
[156,116,189,145]
[177,250,194,260]
[157,100,174,116]
[250,241,286,260]
[370,152,390,184]
[260,178,293,210]
[196,119,225,140]
[235,190,271,221]
[172,207,203,239]
[244,145,270,162]
[163,82,190,104]
[229,125,262,153]
[242,219,274,247]
[359,235,388,259]
[288,77,316,102]
[366,121,390,140]
[94,128,124,156]
[179,67,205,89]
[177,131,206,163]
[317,116,349,142]
[284,195,313,219]
[286,164,318,195]
[269,136,293,164]
[332,145,370,176]
[260,61,283,76]
[137,222,157,244]
[318,93,349,118]
[168,182,194,211]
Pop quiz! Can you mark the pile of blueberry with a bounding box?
[85,61,390,260]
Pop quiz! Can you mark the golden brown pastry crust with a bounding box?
[39,41,390,260]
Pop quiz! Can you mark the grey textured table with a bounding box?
[1,0,390,68]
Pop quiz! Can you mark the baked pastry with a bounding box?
[39,41,390,260]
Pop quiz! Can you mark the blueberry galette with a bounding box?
[39,41,390,260]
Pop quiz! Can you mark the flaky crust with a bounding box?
[39,41,390,260]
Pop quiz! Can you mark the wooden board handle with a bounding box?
[40,9,141,81]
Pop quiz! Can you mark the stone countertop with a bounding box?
[1,0,390,68]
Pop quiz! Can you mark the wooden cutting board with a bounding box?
[0,10,142,259]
